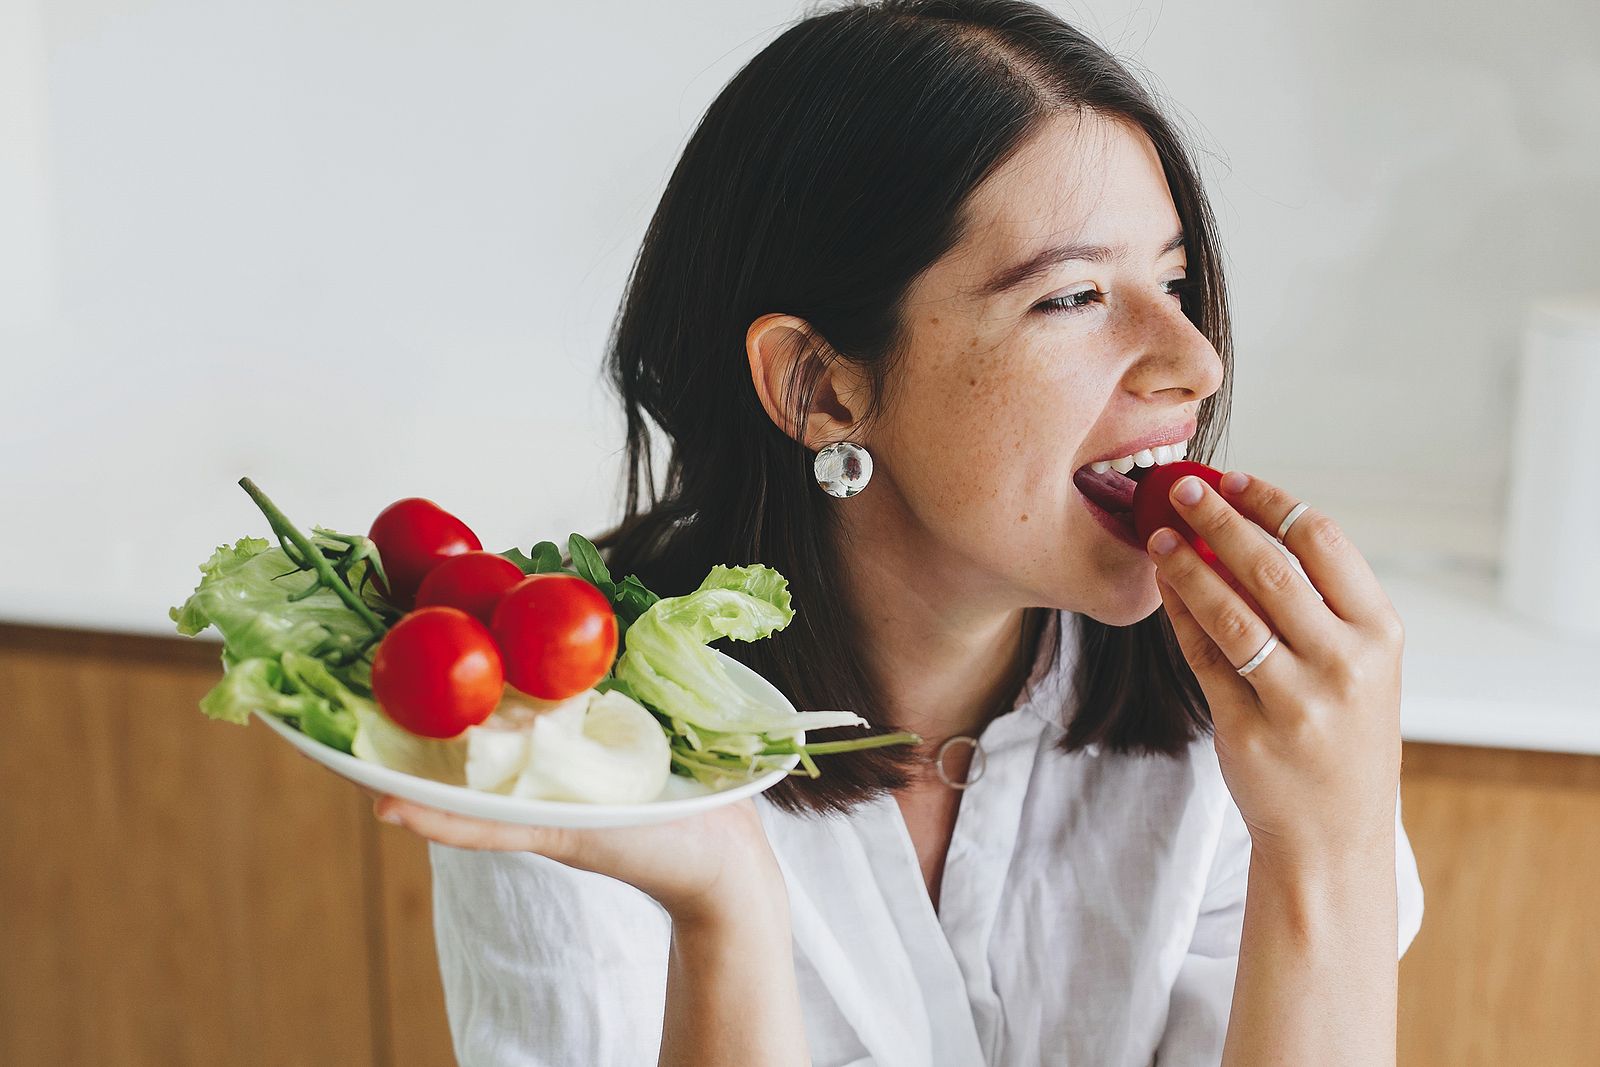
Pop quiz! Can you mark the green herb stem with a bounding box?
[238,477,388,638]
[763,730,922,756]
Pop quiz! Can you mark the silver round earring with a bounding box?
[814,441,873,497]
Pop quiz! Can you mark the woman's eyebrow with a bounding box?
[967,229,1187,299]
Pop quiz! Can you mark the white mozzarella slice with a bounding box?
[463,688,592,794]
[511,689,672,805]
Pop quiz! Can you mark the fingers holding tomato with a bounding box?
[1197,473,1397,634]
[1143,469,1406,868]
[1132,461,1232,577]
[1153,470,1398,652]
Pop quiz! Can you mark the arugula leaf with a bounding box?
[499,540,569,576]
[568,532,614,595]
[612,573,660,627]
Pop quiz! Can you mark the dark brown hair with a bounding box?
[588,0,1231,817]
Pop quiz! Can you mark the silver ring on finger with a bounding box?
[1276,502,1310,541]
[1235,632,1279,676]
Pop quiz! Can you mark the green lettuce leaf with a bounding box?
[191,652,370,753]
[350,702,468,786]
[169,537,378,664]
[172,536,383,753]
[278,651,372,750]
[613,564,867,735]
[197,656,316,725]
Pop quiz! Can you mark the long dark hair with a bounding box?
[588,0,1231,817]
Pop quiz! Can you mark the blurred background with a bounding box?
[2,1,1596,1064]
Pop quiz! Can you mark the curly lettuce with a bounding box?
[613,564,867,736]
[169,536,382,752]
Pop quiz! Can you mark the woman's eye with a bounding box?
[1035,277,1194,315]
[1036,289,1102,314]
[1161,276,1195,300]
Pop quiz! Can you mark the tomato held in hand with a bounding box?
[490,574,619,701]
[1131,461,1237,583]
[368,497,482,609]
[414,551,526,629]
[370,606,504,739]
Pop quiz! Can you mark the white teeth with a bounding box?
[1087,438,1191,476]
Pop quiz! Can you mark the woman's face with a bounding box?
[869,109,1225,627]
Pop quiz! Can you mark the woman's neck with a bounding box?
[834,500,1048,760]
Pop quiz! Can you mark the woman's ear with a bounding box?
[745,313,871,449]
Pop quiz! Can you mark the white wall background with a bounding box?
[4,0,1597,636]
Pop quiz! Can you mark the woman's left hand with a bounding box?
[1144,470,1405,875]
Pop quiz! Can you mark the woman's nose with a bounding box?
[1125,300,1225,401]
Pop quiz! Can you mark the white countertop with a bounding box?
[1343,501,1599,757]
[1379,556,1600,757]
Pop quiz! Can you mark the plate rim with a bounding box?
[251,648,804,823]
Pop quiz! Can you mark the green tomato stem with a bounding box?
[238,477,388,638]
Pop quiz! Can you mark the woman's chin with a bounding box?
[1081,572,1164,628]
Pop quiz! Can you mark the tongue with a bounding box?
[1074,465,1140,514]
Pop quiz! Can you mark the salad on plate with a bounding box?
[170,478,917,821]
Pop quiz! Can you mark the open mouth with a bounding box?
[1072,461,1154,520]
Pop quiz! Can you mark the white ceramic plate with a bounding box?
[253,649,802,828]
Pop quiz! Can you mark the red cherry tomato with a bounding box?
[370,606,504,739]
[414,551,526,629]
[490,574,618,701]
[1132,460,1285,620]
[367,497,482,610]
[1131,461,1237,583]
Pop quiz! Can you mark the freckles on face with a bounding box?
[881,301,1096,546]
[866,110,1207,612]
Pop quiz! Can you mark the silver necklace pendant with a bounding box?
[934,734,985,789]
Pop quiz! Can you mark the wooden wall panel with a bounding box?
[1397,741,1600,1067]
[0,624,452,1067]
[372,825,457,1067]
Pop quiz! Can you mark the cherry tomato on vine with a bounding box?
[370,606,504,739]
[367,497,482,609]
[490,574,618,701]
[414,551,526,629]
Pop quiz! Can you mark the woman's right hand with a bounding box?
[366,788,784,925]
[1144,469,1406,874]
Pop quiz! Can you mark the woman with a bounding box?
[372,2,1424,1063]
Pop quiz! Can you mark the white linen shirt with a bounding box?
[428,608,1425,1066]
